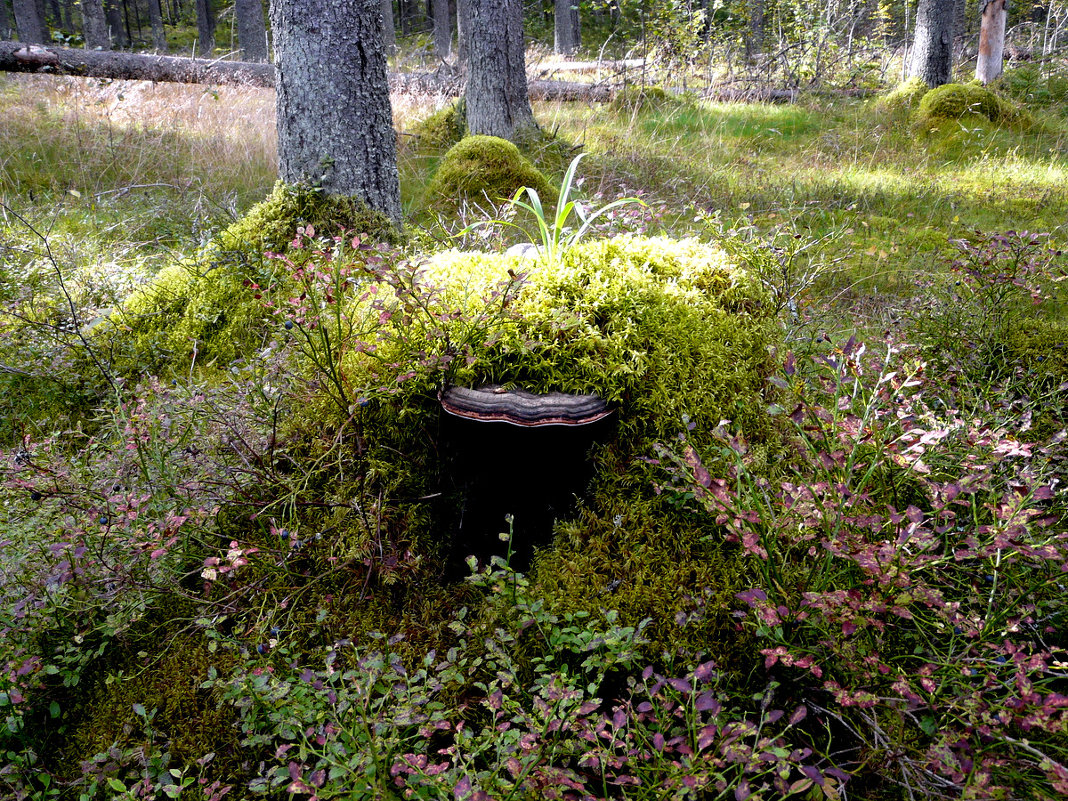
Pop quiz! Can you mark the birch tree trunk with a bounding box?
[270,0,402,224]
[235,0,267,61]
[82,0,109,48]
[975,0,1007,84]
[465,0,537,141]
[12,0,47,42]
[907,0,956,86]
[554,0,580,56]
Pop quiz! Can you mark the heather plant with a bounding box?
[654,334,1068,799]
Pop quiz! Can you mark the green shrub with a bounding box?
[102,181,397,374]
[427,135,558,207]
[994,64,1068,113]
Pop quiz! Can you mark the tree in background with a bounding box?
[106,0,128,48]
[907,0,956,86]
[554,0,580,56]
[432,0,451,60]
[235,0,267,61]
[381,0,396,54]
[11,0,46,42]
[0,0,12,39]
[975,0,1007,83]
[465,0,538,140]
[82,0,110,48]
[270,0,402,224]
[146,0,167,51]
[195,0,214,55]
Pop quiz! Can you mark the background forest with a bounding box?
[1,1,1068,800]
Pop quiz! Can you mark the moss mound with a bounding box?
[913,82,1033,130]
[878,76,929,115]
[104,181,398,374]
[282,235,779,659]
[428,135,558,206]
[609,85,683,112]
[411,100,467,151]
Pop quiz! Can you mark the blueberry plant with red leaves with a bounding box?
[653,332,1068,799]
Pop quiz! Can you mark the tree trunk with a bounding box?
[234,0,266,61]
[431,0,450,59]
[0,40,274,83]
[105,0,126,47]
[554,0,579,56]
[907,0,956,87]
[194,0,213,56]
[146,0,166,51]
[1,0,13,40]
[455,0,467,69]
[747,0,764,57]
[465,0,537,141]
[82,0,109,49]
[975,0,1006,84]
[270,0,402,224]
[381,0,395,55]
[12,0,46,41]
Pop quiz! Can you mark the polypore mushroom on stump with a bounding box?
[439,385,613,571]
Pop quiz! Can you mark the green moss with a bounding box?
[103,181,398,374]
[914,82,1033,130]
[609,85,683,113]
[877,77,929,116]
[411,100,467,151]
[299,235,779,660]
[428,135,559,206]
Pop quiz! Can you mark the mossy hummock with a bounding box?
[428,135,558,206]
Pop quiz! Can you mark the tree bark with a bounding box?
[234,0,266,61]
[194,0,213,56]
[975,0,1006,84]
[270,0,402,224]
[105,0,126,47]
[0,40,274,83]
[146,0,166,51]
[0,0,13,40]
[554,0,579,56]
[82,0,109,49]
[381,0,395,54]
[907,0,956,86]
[455,0,467,69]
[12,0,46,42]
[431,0,450,59]
[465,0,537,141]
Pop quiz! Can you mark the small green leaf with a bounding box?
[49,701,60,719]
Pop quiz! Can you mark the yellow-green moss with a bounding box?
[411,100,467,151]
[609,85,683,113]
[428,135,558,206]
[914,82,1033,130]
[281,235,780,660]
[877,77,929,116]
[103,181,398,374]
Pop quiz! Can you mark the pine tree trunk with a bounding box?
[146,0,167,51]
[82,0,109,49]
[194,0,213,56]
[907,0,956,86]
[554,0,579,56]
[432,0,450,59]
[465,0,537,141]
[975,0,1006,84]
[105,0,126,47]
[381,0,395,55]
[271,0,402,224]
[12,0,47,41]
[234,0,266,61]
[1,0,13,39]
[455,0,467,69]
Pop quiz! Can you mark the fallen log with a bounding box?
[0,41,275,86]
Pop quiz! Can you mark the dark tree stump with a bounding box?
[439,386,613,571]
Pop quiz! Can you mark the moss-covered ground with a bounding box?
[1,67,1067,799]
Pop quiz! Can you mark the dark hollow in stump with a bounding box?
[439,386,613,571]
